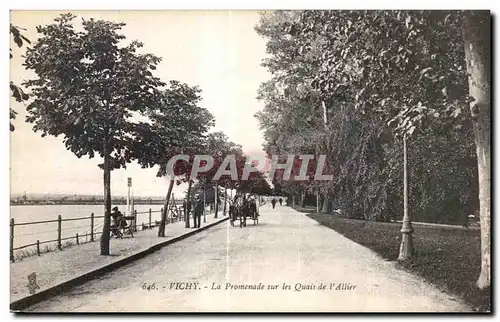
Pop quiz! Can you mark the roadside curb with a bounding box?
[10,216,229,311]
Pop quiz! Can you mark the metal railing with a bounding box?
[10,206,175,262]
[10,198,233,262]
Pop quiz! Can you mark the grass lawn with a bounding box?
[297,207,491,312]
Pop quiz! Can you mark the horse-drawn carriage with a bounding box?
[228,194,259,228]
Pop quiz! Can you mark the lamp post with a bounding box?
[131,184,134,214]
[398,134,413,260]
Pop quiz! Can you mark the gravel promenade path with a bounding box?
[23,205,471,312]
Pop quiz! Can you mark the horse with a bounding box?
[228,194,252,228]
[229,194,260,228]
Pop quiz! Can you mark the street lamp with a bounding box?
[127,177,132,215]
[398,134,414,260]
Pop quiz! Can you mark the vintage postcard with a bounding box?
[9,9,491,313]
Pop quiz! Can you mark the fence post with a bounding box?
[57,215,62,250]
[37,240,40,256]
[10,218,14,262]
[76,233,79,245]
[149,209,152,229]
[90,213,94,242]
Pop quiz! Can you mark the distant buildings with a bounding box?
[10,194,167,206]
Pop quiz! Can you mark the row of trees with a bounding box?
[254,11,490,289]
[13,14,271,256]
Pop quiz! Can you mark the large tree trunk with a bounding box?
[320,99,330,215]
[158,179,174,237]
[462,11,491,290]
[214,182,219,218]
[185,180,193,228]
[100,139,111,256]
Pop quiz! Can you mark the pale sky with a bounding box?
[10,10,271,197]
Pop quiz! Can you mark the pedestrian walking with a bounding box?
[229,202,236,226]
[193,195,203,228]
[250,197,259,219]
[279,198,283,206]
[271,198,276,209]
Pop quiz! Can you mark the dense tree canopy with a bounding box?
[255,9,489,289]
[255,10,478,222]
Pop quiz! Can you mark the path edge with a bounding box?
[10,217,229,312]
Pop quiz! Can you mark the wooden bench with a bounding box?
[120,216,135,237]
[111,215,134,238]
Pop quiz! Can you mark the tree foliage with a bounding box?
[23,14,166,254]
[10,24,31,131]
[255,10,478,223]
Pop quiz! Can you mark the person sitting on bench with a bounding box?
[111,207,126,238]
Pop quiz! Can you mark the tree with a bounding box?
[23,14,164,255]
[461,10,490,289]
[132,81,214,235]
[294,9,488,288]
[207,132,231,217]
[10,24,31,131]
[258,11,473,215]
[255,10,488,288]
[203,132,239,218]
[237,170,272,196]
[195,134,247,205]
[174,152,204,228]
[255,11,344,211]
